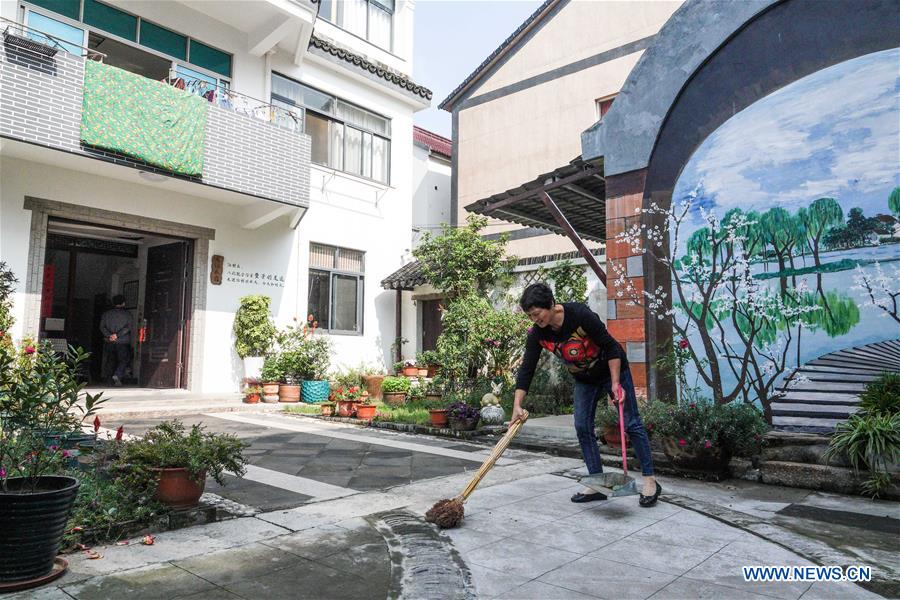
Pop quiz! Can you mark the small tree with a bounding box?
[538,260,587,303]
[233,295,276,359]
[413,215,514,299]
[0,262,17,333]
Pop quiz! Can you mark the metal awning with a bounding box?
[464,157,608,284]
[464,157,606,242]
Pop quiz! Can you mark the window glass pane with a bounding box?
[310,243,335,269]
[365,112,389,136]
[344,127,362,176]
[362,132,372,179]
[89,32,171,80]
[304,112,330,165]
[329,121,344,170]
[308,270,331,329]
[271,74,333,113]
[140,20,186,60]
[189,39,231,77]
[372,136,388,184]
[26,10,85,55]
[332,275,359,331]
[368,3,391,50]
[337,0,367,38]
[27,0,80,20]
[318,0,334,21]
[83,0,137,41]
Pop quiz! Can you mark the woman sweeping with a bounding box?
[510,283,661,507]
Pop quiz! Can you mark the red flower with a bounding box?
[24,346,35,355]
[678,339,689,349]
[689,403,696,409]
[307,314,314,322]
[93,415,101,433]
[115,426,124,441]
[704,440,712,449]
[678,439,686,447]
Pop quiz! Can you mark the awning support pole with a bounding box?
[540,191,607,286]
[395,289,402,364]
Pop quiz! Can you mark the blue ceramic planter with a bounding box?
[301,380,330,403]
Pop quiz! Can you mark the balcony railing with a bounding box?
[1,17,303,134]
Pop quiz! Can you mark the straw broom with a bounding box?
[425,411,529,529]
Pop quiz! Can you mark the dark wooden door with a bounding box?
[421,299,443,351]
[141,242,189,388]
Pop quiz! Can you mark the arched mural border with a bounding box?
[637,0,899,403]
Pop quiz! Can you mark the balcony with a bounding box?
[0,19,310,213]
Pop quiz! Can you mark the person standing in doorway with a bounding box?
[100,294,132,386]
[510,283,661,507]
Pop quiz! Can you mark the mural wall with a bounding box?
[655,48,899,414]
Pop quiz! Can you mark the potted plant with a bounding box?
[382,376,411,406]
[447,402,480,431]
[399,359,419,377]
[278,317,331,404]
[418,350,441,378]
[277,350,303,403]
[243,385,262,404]
[355,392,376,422]
[414,355,430,377]
[1,340,106,585]
[359,363,386,401]
[595,402,629,447]
[654,398,768,478]
[332,385,364,417]
[233,295,276,381]
[320,402,336,417]
[118,420,247,510]
[425,377,444,404]
[260,357,282,402]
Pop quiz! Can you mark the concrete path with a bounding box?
[13,412,890,599]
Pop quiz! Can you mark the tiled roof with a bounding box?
[381,261,427,290]
[413,126,452,158]
[439,0,557,110]
[309,36,433,100]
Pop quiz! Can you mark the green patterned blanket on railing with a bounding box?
[81,60,207,176]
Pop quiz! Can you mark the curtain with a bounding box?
[368,3,392,50]
[338,0,367,38]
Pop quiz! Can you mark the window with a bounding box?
[596,95,616,120]
[22,0,231,81]
[319,0,393,51]
[308,243,365,334]
[272,73,391,184]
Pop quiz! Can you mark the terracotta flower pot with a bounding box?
[356,404,377,421]
[321,403,335,417]
[337,400,360,417]
[279,384,301,403]
[417,368,429,377]
[402,366,419,377]
[153,468,206,509]
[244,393,260,404]
[601,424,628,448]
[363,374,385,400]
[262,382,280,396]
[426,365,439,378]
[429,409,448,428]
[383,392,407,407]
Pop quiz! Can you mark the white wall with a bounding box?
[411,144,451,248]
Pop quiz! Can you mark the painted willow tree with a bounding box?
[799,197,843,268]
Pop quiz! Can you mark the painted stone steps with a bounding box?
[774,339,900,433]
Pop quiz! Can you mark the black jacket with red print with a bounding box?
[515,303,628,392]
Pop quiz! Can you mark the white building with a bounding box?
[0,0,431,392]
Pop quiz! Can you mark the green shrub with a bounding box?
[652,399,768,457]
[381,376,411,393]
[825,374,900,498]
[119,420,248,486]
[858,372,900,416]
[260,356,283,383]
[0,261,16,332]
[233,295,276,359]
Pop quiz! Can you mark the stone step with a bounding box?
[772,415,845,429]
[808,359,893,373]
[775,391,861,404]
[781,381,868,393]
[770,402,859,417]
[793,369,884,382]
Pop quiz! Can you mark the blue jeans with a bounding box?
[573,369,654,476]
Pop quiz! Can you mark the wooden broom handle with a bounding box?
[458,411,529,502]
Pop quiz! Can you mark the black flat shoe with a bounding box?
[639,482,662,507]
[571,491,608,503]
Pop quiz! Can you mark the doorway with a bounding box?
[40,219,193,389]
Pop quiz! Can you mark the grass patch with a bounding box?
[283,403,321,415]
[374,402,431,425]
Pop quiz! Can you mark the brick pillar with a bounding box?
[605,169,649,397]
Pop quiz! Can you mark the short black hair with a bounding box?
[519,282,554,312]
[112,294,126,306]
